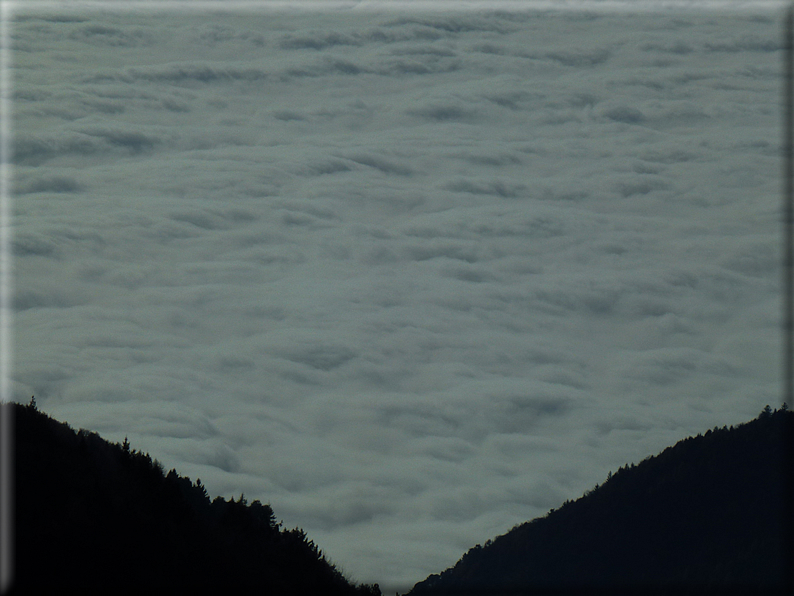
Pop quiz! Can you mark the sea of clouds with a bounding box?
[9,3,785,593]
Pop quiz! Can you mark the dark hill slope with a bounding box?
[9,402,381,595]
[409,408,793,595]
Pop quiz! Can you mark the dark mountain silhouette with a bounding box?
[9,400,381,595]
[408,406,793,596]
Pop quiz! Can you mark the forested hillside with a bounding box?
[408,407,793,595]
[10,401,381,595]
[9,400,792,595]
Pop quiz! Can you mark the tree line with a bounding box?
[11,399,381,595]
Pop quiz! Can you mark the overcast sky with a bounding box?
[8,1,787,593]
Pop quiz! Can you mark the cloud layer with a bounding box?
[11,5,783,593]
